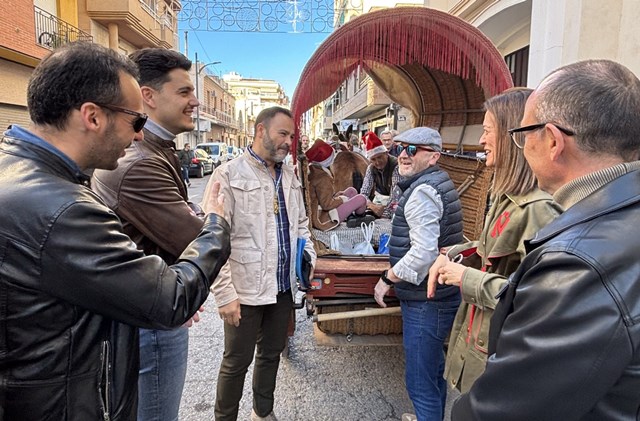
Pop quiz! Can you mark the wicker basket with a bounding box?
[316,304,403,335]
[438,154,493,241]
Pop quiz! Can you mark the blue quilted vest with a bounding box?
[390,165,463,301]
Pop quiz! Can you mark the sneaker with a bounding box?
[346,214,375,228]
[401,414,417,421]
[188,182,192,187]
[250,409,278,421]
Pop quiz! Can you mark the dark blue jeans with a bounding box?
[181,165,190,184]
[401,297,460,421]
[137,327,189,421]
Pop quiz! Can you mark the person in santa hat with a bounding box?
[305,139,371,231]
[360,131,402,218]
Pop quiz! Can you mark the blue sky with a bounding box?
[178,30,330,100]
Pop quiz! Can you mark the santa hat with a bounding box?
[363,132,388,159]
[305,139,336,168]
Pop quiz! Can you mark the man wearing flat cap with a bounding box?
[374,127,463,421]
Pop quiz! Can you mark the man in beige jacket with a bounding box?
[203,106,316,421]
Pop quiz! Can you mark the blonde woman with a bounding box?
[427,88,563,393]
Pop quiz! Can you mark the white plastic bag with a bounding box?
[352,222,375,255]
[330,232,354,255]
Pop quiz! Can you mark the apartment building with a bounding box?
[323,0,640,142]
[222,71,289,147]
[182,69,239,148]
[0,0,184,129]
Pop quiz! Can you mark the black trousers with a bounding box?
[214,291,293,420]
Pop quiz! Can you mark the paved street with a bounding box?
[179,173,457,421]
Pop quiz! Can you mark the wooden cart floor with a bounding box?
[313,324,403,346]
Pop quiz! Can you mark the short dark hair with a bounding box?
[129,48,192,90]
[254,106,292,131]
[27,42,138,130]
[536,59,640,159]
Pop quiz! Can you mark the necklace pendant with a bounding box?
[273,198,279,215]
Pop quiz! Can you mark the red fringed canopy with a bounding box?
[292,7,513,145]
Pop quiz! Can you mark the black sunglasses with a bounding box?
[97,104,148,133]
[508,122,575,149]
[395,143,437,157]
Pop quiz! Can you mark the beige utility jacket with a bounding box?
[444,189,562,393]
[205,151,316,307]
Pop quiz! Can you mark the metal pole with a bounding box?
[393,104,398,130]
[184,30,188,60]
[195,52,200,144]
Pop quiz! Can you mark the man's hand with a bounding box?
[427,254,450,298]
[374,279,392,307]
[203,181,225,217]
[183,306,205,328]
[367,203,384,218]
[218,299,241,327]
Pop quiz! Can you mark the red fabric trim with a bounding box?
[292,7,514,152]
[460,247,477,258]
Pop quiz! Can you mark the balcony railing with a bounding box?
[35,6,92,49]
[200,106,238,129]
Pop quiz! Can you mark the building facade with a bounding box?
[181,69,238,148]
[323,0,640,145]
[0,0,182,129]
[222,72,289,147]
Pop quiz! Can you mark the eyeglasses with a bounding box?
[508,123,575,149]
[96,104,148,133]
[395,143,438,157]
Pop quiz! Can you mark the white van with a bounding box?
[195,142,228,167]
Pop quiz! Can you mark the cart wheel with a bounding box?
[305,298,315,316]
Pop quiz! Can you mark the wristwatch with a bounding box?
[381,269,394,286]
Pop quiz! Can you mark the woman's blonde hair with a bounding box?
[484,87,536,197]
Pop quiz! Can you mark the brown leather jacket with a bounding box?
[93,129,204,264]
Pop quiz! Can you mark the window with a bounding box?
[505,46,529,87]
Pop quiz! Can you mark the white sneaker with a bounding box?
[401,414,417,421]
[250,409,278,421]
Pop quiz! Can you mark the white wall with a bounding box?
[529,0,640,87]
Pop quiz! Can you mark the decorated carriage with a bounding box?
[290,7,513,339]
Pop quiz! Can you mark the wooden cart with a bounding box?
[290,7,513,338]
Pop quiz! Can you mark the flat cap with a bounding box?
[393,127,442,152]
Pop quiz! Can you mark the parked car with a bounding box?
[195,142,228,167]
[227,145,241,161]
[188,148,215,178]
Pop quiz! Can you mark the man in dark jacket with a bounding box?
[178,143,194,187]
[93,48,204,421]
[452,60,640,420]
[0,42,230,421]
[374,127,463,421]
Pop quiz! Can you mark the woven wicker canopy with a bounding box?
[292,7,513,135]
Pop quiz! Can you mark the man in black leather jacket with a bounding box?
[0,42,230,421]
[452,60,640,420]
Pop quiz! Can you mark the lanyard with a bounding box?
[270,169,283,214]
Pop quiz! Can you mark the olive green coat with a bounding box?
[444,189,562,393]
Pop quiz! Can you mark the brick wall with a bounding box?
[0,1,49,59]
